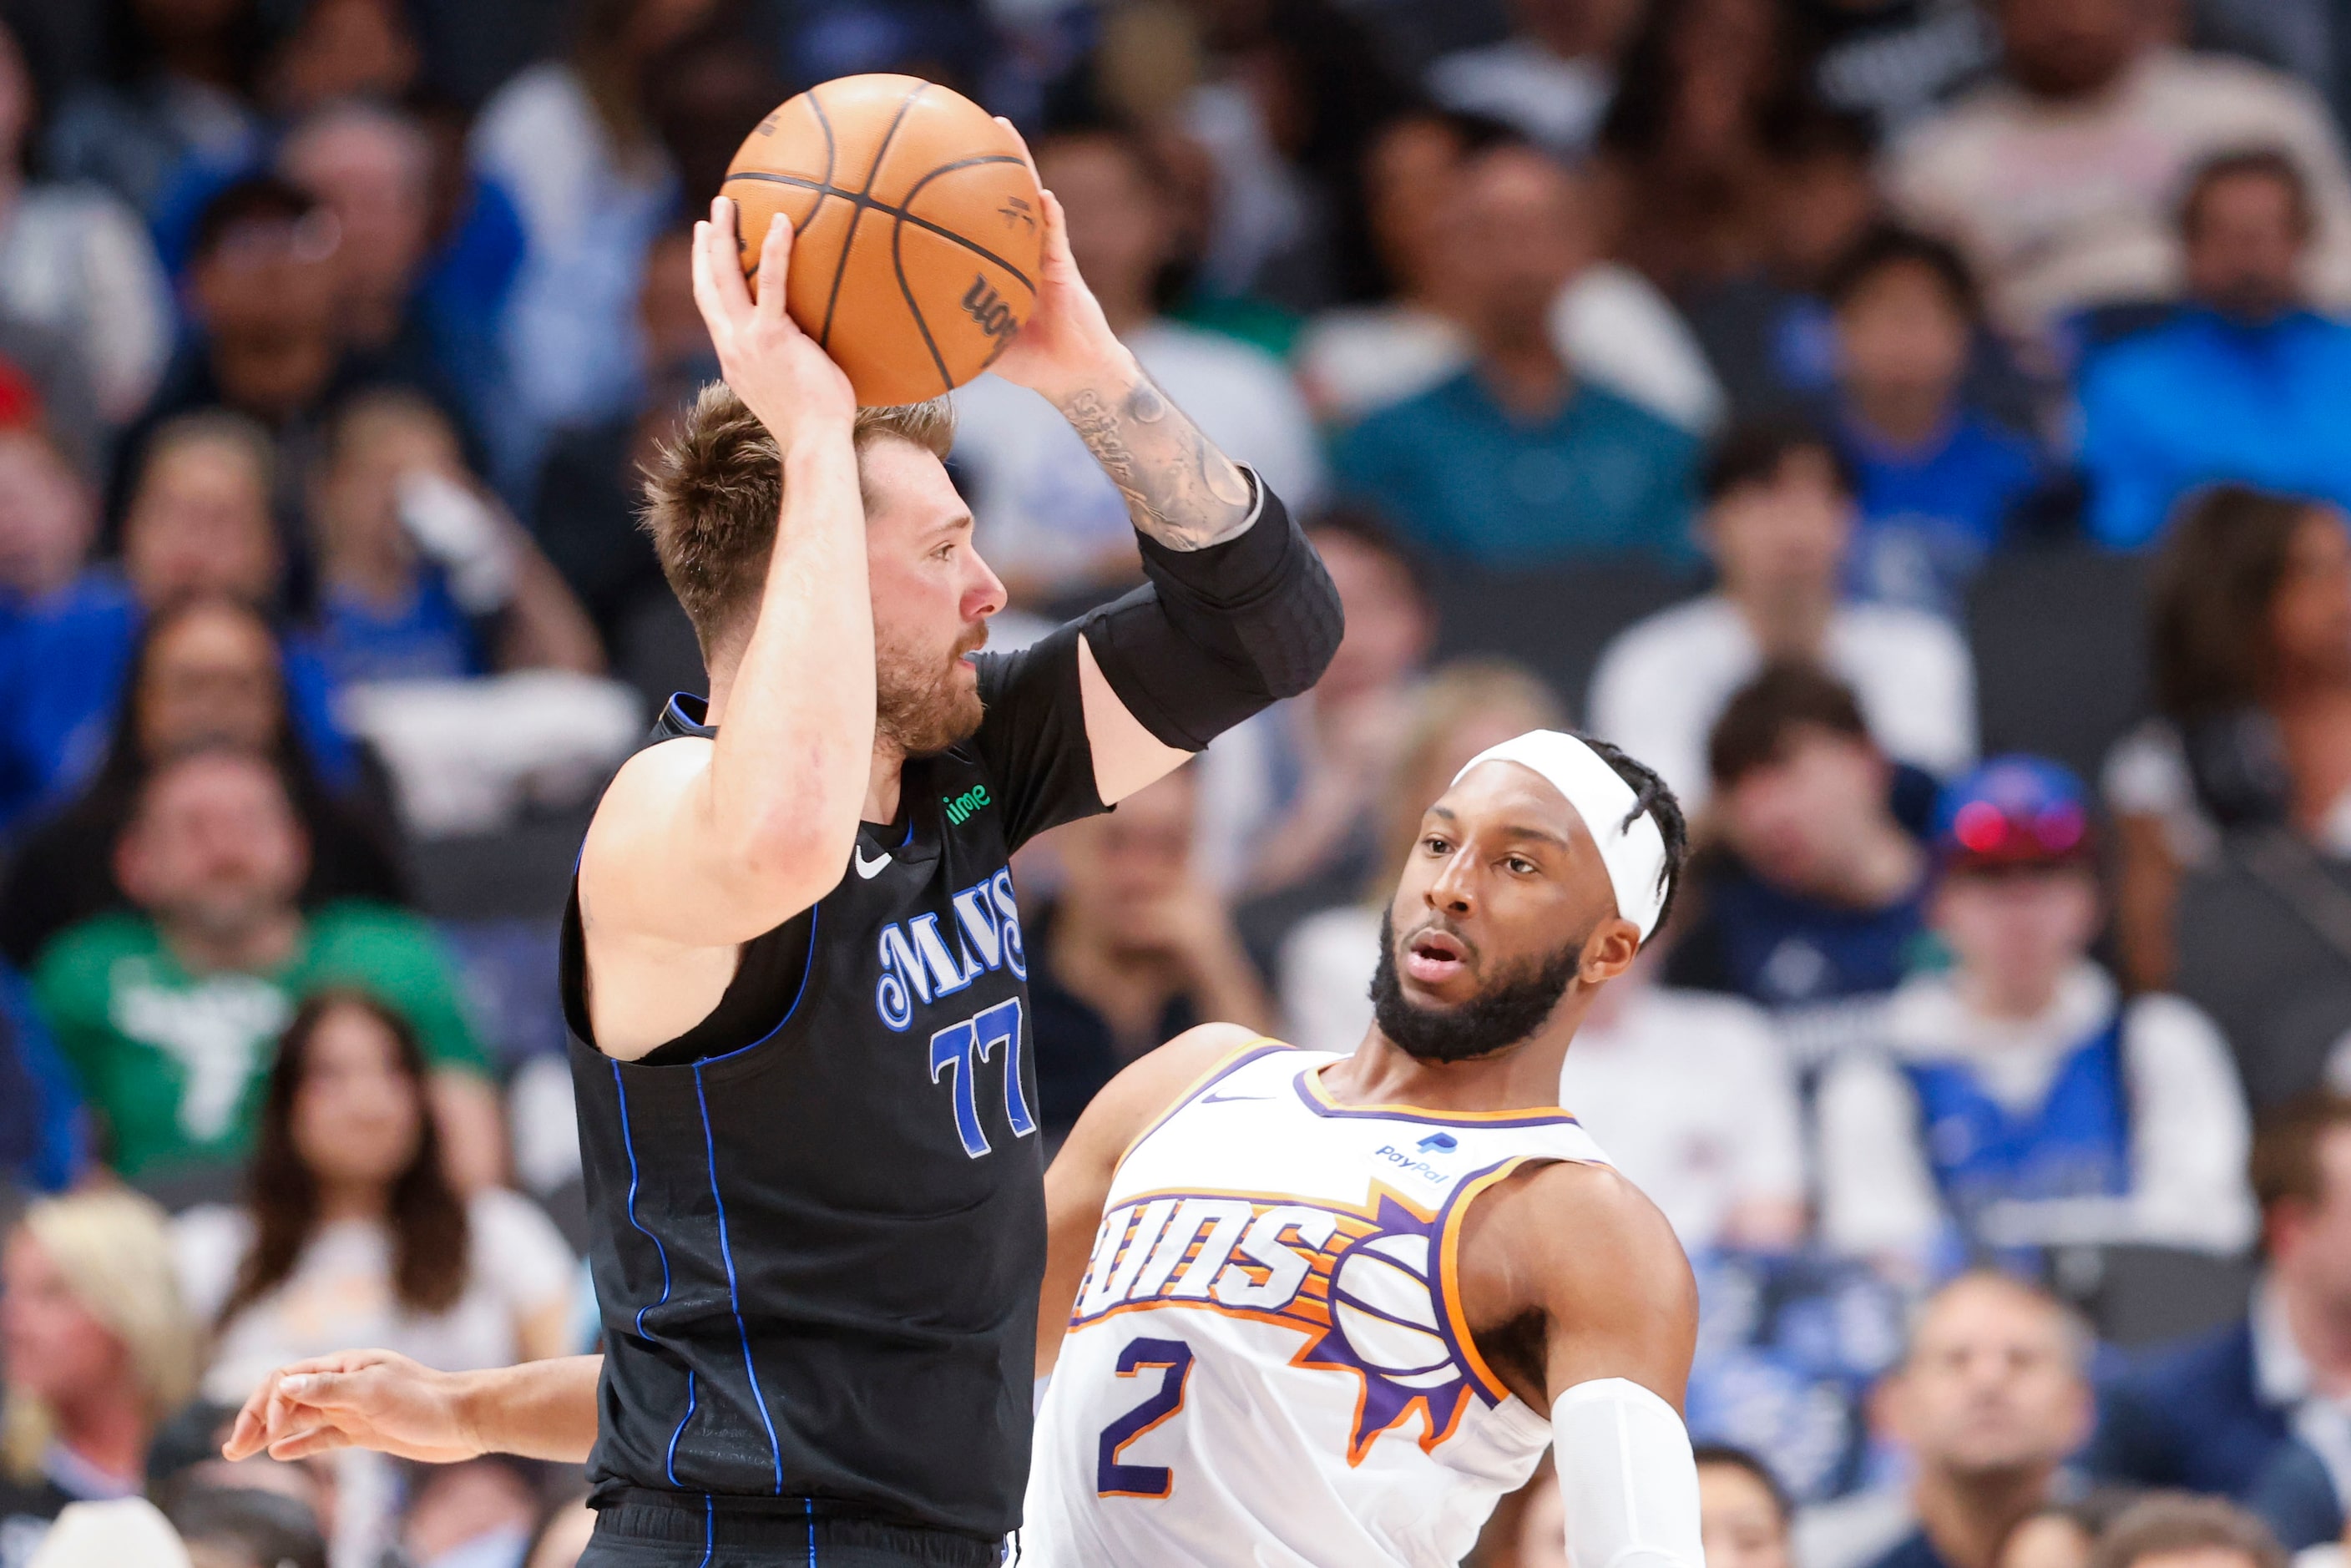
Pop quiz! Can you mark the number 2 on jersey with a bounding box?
[1097,1338,1194,1498]
[928,997,1035,1157]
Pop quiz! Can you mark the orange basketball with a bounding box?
[723,74,1044,407]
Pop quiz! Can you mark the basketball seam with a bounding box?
[721,166,1039,293]
[818,81,926,350]
[795,86,838,244]
[891,205,957,397]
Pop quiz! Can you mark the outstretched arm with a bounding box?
[987,124,1341,807]
[223,1350,603,1465]
[579,199,869,965]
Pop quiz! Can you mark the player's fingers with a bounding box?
[753,212,793,326]
[266,1425,353,1463]
[993,115,1038,182]
[689,218,729,336]
[708,196,755,316]
[276,1370,369,1413]
[222,1399,269,1460]
[1039,189,1074,270]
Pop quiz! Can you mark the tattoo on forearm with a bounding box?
[1061,375,1255,550]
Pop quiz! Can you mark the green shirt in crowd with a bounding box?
[31,899,489,1181]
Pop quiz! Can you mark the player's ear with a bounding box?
[1579,918,1641,986]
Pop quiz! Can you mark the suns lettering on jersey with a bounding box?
[1068,1171,1522,1464]
[874,867,1025,1030]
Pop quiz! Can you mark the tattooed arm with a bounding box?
[1055,362,1258,552]
[983,140,1340,804]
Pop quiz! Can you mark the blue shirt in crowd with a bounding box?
[0,570,356,827]
[1837,408,2042,615]
[1332,370,1698,569]
[2077,308,2351,549]
[316,566,485,688]
[0,963,83,1192]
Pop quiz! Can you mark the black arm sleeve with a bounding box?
[1076,478,1343,753]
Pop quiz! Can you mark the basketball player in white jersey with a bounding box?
[218,732,1701,1568]
[1021,729,1703,1567]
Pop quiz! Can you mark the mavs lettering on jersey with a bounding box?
[873,868,1025,1030]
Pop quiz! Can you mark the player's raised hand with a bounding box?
[983,117,1126,400]
[224,1348,483,1465]
[693,195,855,447]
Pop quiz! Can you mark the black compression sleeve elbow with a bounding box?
[1077,478,1343,752]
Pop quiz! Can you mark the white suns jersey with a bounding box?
[1022,1040,1611,1568]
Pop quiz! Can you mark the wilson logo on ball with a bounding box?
[962,277,1018,338]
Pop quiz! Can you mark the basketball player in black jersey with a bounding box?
[221,176,1339,1565]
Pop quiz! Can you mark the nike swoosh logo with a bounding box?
[1199,1091,1270,1105]
[852,846,892,879]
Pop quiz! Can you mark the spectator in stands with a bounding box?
[306,388,603,686]
[1592,0,1828,294]
[2085,1498,2285,1568]
[0,964,84,1196]
[1888,0,2351,346]
[0,1191,199,1554]
[1028,769,1275,1141]
[276,102,475,444]
[1273,660,1562,1056]
[0,412,353,826]
[173,991,574,1404]
[1560,961,1808,1254]
[1331,142,1698,569]
[2103,488,2351,993]
[2077,150,2351,550]
[1195,508,1434,903]
[1425,0,1641,154]
[30,746,490,1195]
[468,0,709,480]
[1294,110,1722,433]
[2088,1094,2351,1504]
[0,594,404,972]
[1589,423,1977,812]
[0,428,95,624]
[1663,665,1932,1066]
[1995,1495,2147,1568]
[260,0,419,119]
[531,224,705,650]
[0,20,172,427]
[1823,226,2045,615]
[952,120,1323,606]
[396,1454,543,1568]
[164,1485,326,1568]
[1858,1272,2096,1568]
[1816,756,2257,1267]
[121,177,356,519]
[40,0,270,219]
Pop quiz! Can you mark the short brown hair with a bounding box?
[1707,661,1873,788]
[2249,1091,2351,1216]
[637,382,955,651]
[2148,485,2323,721]
[2086,1495,2284,1568]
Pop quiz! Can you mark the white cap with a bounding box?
[1452,730,1671,939]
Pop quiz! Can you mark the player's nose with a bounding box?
[1424,846,1478,915]
[965,549,1008,620]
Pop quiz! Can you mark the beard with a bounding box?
[875,621,987,757]
[1368,906,1585,1065]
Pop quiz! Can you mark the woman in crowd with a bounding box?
[2105,487,2351,988]
[0,592,404,969]
[174,991,575,1404]
[0,1190,200,1547]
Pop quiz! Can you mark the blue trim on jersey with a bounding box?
[696,1062,786,1493]
[691,905,823,1068]
[610,1061,675,1338]
[666,1370,696,1486]
[1289,1064,1583,1130]
[699,1493,714,1568]
[806,1495,817,1566]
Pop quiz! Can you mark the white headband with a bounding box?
[1452,731,1671,940]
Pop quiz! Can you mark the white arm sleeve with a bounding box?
[1551,1378,1706,1568]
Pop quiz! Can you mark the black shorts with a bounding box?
[579,1491,1007,1568]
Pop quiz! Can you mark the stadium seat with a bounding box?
[1966,543,2151,782]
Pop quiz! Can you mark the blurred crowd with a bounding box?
[7,0,2351,1565]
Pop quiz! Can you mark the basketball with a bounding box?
[722,73,1044,407]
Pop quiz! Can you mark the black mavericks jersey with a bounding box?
[564,622,1107,1539]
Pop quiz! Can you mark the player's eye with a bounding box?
[1422,835,1450,856]
[1505,856,1537,875]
